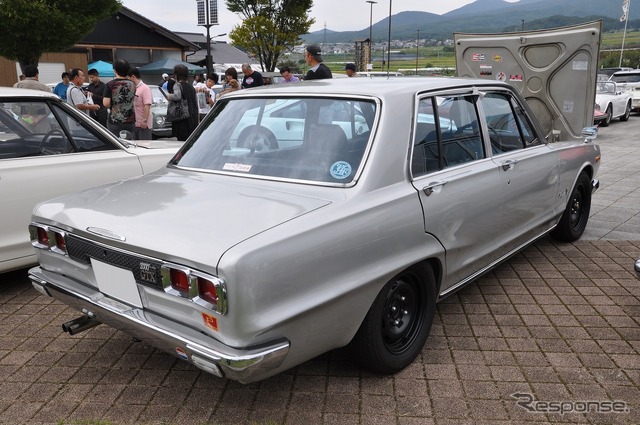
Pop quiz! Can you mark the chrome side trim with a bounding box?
[28,267,289,384]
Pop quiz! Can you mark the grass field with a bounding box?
[318,29,640,75]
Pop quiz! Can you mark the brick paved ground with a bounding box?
[1,239,639,424]
[1,114,639,425]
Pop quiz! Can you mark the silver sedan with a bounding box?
[28,77,601,383]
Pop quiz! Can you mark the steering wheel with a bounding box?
[38,129,65,155]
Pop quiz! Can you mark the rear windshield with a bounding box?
[611,73,640,83]
[171,97,377,184]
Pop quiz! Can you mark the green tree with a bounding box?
[226,0,314,72]
[0,0,121,74]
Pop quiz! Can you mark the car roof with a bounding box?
[0,87,60,99]
[222,76,512,99]
[612,70,640,76]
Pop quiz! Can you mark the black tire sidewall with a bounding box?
[551,172,592,242]
[351,264,436,374]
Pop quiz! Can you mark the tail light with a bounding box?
[161,263,227,314]
[197,276,219,304]
[29,224,68,255]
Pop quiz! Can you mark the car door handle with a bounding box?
[422,180,448,196]
[501,159,518,171]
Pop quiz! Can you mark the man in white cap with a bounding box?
[304,44,332,80]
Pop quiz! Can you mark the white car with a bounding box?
[594,81,632,126]
[610,70,640,113]
[0,88,183,273]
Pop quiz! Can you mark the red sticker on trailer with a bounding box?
[202,313,219,331]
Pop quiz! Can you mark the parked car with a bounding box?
[149,85,172,139]
[610,69,640,113]
[29,72,601,382]
[0,88,183,273]
[593,103,608,126]
[598,67,632,77]
[594,81,632,126]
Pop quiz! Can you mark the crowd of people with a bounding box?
[12,44,339,142]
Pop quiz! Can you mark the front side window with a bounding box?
[482,93,530,154]
[0,100,116,159]
[172,97,377,184]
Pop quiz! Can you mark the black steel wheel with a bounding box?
[350,263,436,374]
[551,172,592,242]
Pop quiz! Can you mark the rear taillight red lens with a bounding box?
[54,233,67,254]
[170,268,190,294]
[198,277,218,304]
[30,224,67,254]
[37,227,50,246]
[161,263,226,313]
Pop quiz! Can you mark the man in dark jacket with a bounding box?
[87,68,108,127]
[304,45,333,80]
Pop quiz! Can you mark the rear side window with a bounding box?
[412,94,485,177]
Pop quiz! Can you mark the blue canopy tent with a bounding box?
[87,60,114,78]
[138,57,206,76]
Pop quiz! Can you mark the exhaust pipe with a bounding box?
[62,315,100,335]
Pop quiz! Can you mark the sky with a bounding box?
[121,0,519,42]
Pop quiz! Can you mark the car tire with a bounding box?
[350,263,436,374]
[620,101,631,122]
[601,105,612,127]
[551,172,592,242]
[237,126,278,152]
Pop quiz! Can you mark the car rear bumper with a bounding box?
[152,126,172,138]
[28,266,290,383]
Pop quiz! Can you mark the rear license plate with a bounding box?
[91,258,143,308]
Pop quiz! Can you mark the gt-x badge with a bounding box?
[139,262,157,284]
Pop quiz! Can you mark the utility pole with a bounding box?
[366,1,377,71]
[387,0,392,74]
[197,0,219,76]
[416,29,420,75]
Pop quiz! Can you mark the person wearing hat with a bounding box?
[304,45,332,80]
[161,73,170,90]
[345,63,358,77]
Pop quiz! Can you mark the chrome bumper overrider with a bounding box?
[29,267,289,383]
[592,179,599,193]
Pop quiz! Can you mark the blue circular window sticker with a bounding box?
[330,161,352,180]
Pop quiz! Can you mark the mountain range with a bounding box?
[301,0,639,44]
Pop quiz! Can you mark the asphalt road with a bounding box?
[1,115,639,424]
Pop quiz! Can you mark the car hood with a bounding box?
[33,169,332,267]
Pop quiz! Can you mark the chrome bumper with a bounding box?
[28,266,289,383]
